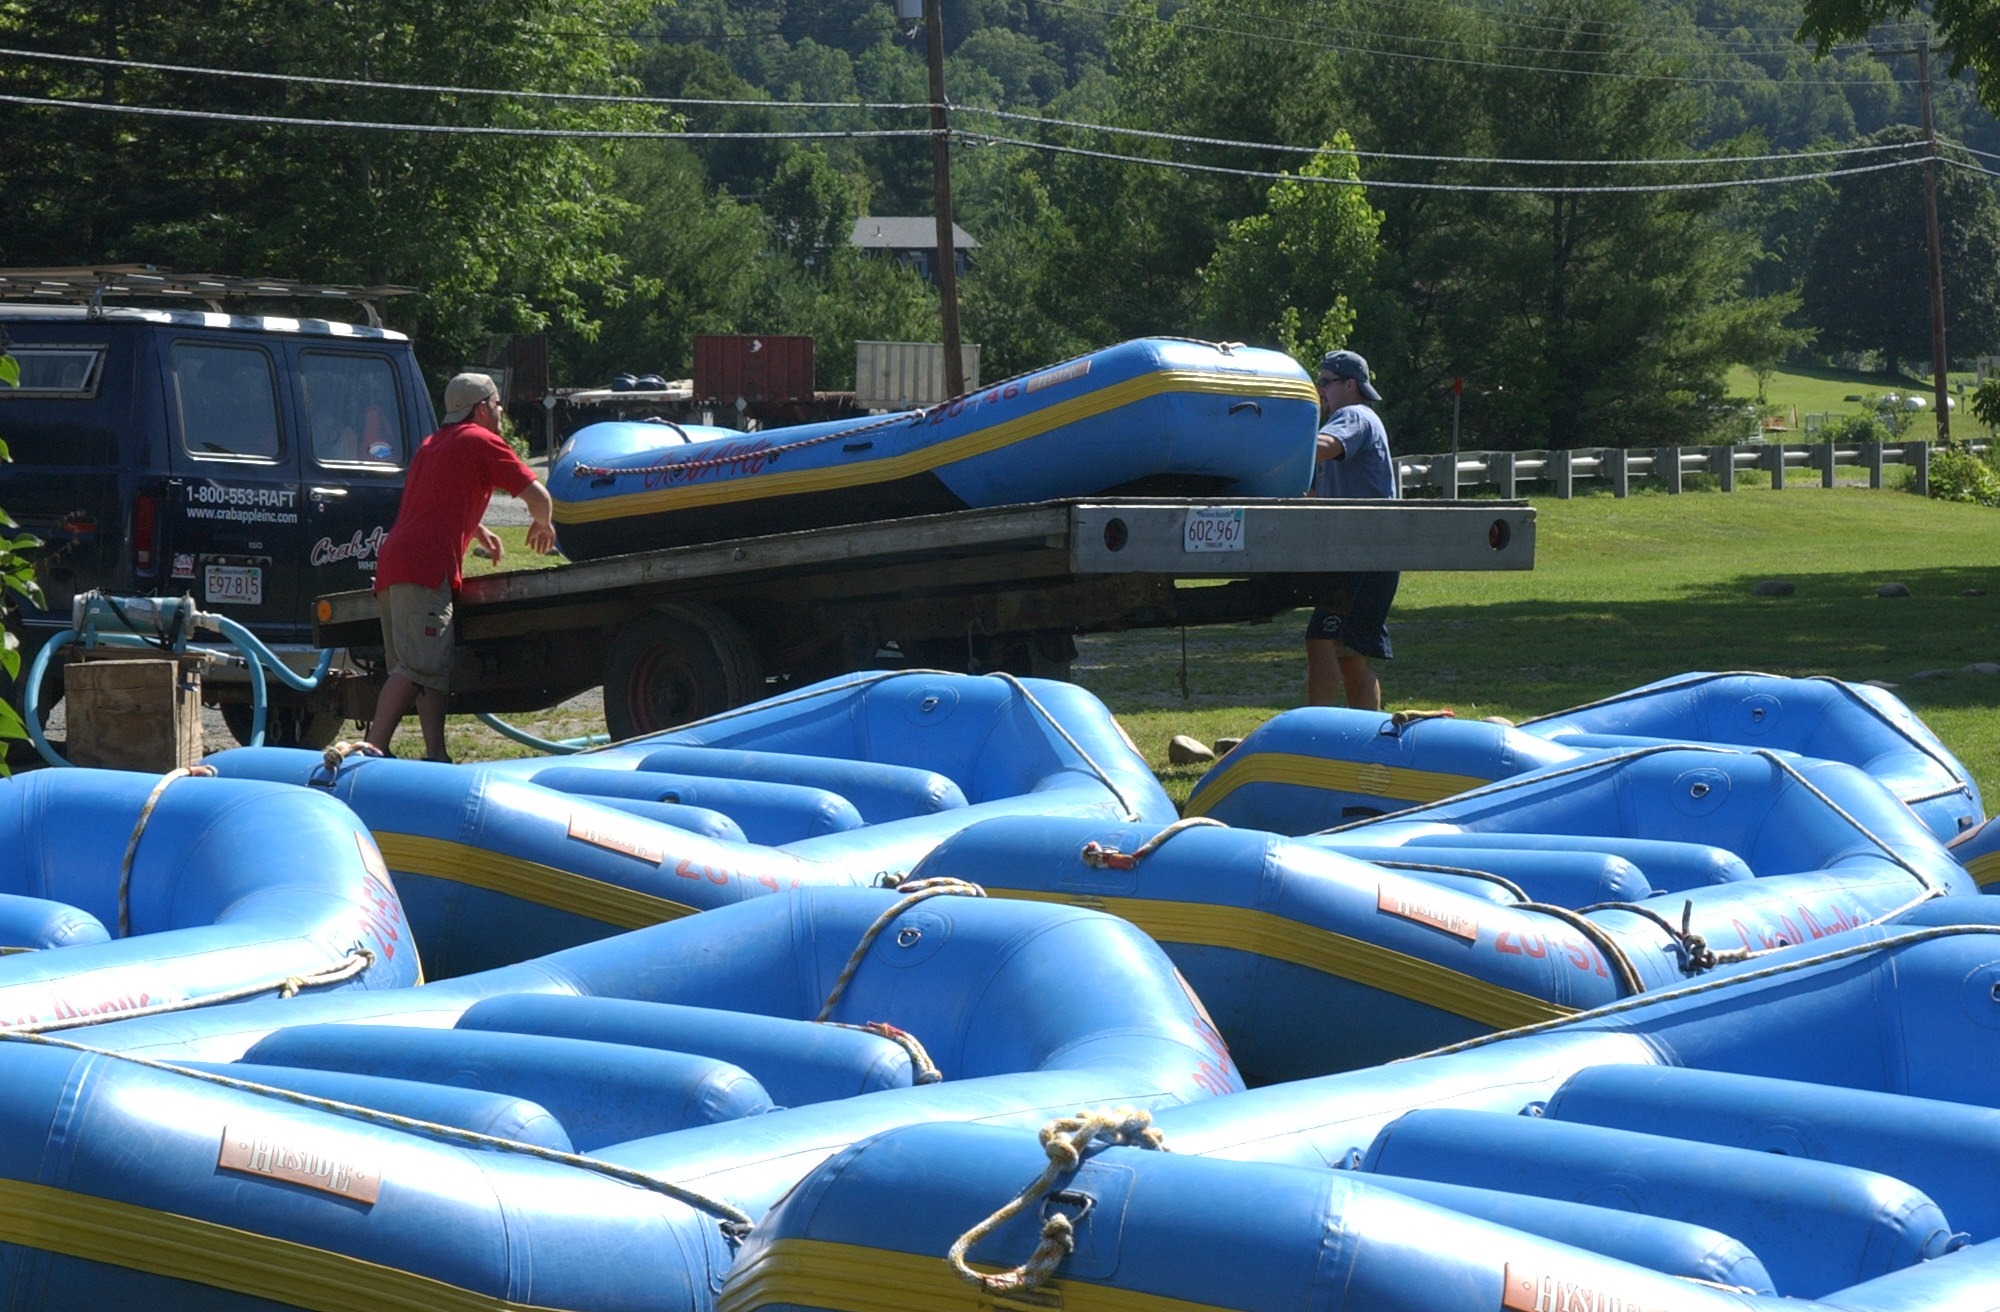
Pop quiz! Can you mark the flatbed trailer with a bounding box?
[313,497,1534,737]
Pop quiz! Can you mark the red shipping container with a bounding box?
[693,334,816,404]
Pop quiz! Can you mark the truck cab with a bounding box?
[0,268,429,747]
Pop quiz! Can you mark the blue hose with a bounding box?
[23,630,76,769]
[23,606,336,767]
[474,712,608,755]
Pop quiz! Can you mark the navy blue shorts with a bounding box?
[1305,571,1399,660]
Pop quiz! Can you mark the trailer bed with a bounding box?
[314,497,1534,733]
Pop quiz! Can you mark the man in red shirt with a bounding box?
[364,372,556,760]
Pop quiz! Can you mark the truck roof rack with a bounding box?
[0,265,416,328]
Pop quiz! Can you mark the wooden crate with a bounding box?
[62,651,204,772]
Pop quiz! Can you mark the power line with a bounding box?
[960,130,1928,193]
[0,91,930,141]
[0,46,1942,176]
[0,46,932,114]
[0,81,1941,193]
[1943,154,2000,179]
[957,104,1926,169]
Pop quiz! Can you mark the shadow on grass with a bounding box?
[1077,565,2000,720]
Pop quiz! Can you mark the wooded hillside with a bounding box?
[5,0,1994,451]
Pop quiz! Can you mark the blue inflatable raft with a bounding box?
[920,744,1970,1081]
[737,916,2000,1312]
[211,672,1173,976]
[0,768,417,1029]
[550,338,1319,559]
[0,886,1235,1309]
[1188,672,1983,841]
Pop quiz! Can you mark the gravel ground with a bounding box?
[32,681,605,766]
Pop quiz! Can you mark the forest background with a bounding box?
[6,0,2000,455]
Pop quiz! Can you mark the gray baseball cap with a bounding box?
[441,371,501,424]
[1318,349,1382,402]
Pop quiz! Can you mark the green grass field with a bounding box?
[463,482,2000,815]
[1725,361,1989,444]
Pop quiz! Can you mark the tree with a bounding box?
[1798,126,2000,374]
[1797,0,2000,122]
[546,144,772,387]
[0,0,656,375]
[765,246,940,390]
[957,154,1094,377]
[1197,139,1383,366]
[1356,0,1800,450]
[766,146,869,270]
[0,350,33,773]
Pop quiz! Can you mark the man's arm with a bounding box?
[1315,430,1347,463]
[517,479,557,554]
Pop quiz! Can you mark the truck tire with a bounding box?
[221,702,348,751]
[603,603,763,739]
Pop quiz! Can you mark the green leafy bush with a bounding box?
[1928,443,2000,506]
[1819,412,1890,445]
[0,347,38,772]
[1973,377,2000,435]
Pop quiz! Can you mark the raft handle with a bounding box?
[1042,1189,1095,1225]
[1227,400,1261,416]
[842,440,874,452]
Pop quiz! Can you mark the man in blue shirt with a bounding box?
[1305,349,1399,709]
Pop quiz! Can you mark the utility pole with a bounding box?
[1874,38,1951,440]
[922,0,966,397]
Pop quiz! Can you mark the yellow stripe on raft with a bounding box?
[985,890,1573,1030]
[1963,850,2000,888]
[555,369,1319,525]
[0,1178,560,1312]
[1182,751,1493,817]
[720,1237,1233,1312]
[375,833,697,928]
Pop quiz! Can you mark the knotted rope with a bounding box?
[6,948,377,1034]
[947,1107,1168,1296]
[1080,817,1227,871]
[825,1019,942,1084]
[312,739,384,787]
[1380,708,1457,735]
[117,765,216,938]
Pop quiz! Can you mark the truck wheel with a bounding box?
[221,703,348,750]
[603,603,763,739]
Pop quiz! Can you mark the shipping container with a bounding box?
[854,341,982,411]
[693,334,816,405]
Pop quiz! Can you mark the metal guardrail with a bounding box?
[1395,439,1989,499]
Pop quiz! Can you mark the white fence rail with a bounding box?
[1396,439,1978,499]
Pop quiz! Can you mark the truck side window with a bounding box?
[302,351,405,467]
[0,346,105,397]
[173,342,283,460]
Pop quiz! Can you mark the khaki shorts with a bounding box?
[378,583,455,690]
